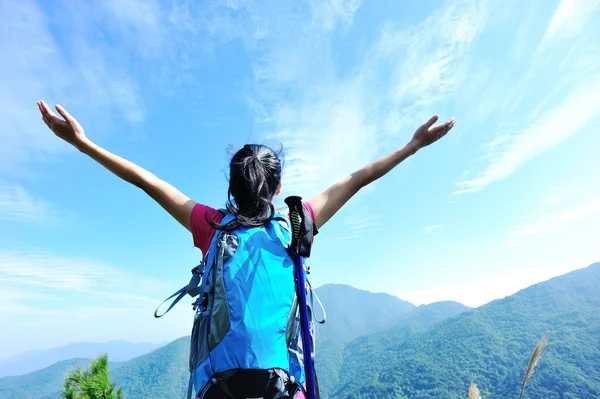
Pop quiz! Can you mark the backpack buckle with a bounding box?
[191,263,204,276]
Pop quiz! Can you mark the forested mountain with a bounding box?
[332,263,600,399]
[2,264,598,399]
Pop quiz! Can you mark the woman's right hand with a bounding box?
[37,100,88,149]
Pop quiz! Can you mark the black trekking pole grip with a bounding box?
[285,195,304,254]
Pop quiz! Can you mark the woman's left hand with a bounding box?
[409,114,456,151]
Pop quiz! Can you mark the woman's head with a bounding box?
[210,144,283,231]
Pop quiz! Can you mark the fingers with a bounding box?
[55,104,76,125]
[39,100,58,119]
[429,117,456,144]
[37,100,59,131]
[433,117,456,134]
[446,117,456,131]
[423,114,439,129]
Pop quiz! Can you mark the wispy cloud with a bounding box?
[399,262,583,307]
[508,184,600,246]
[422,224,443,234]
[226,0,489,240]
[0,248,188,359]
[512,199,600,239]
[0,179,59,223]
[541,0,600,45]
[455,77,600,194]
[375,0,487,137]
[0,0,161,174]
[454,0,600,195]
[0,249,167,305]
[338,214,379,240]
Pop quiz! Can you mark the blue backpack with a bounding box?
[155,207,325,399]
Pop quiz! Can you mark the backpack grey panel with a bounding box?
[189,310,211,371]
[208,233,236,351]
[286,294,299,348]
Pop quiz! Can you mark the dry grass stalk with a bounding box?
[520,334,549,399]
[468,382,482,399]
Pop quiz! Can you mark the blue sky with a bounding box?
[1,0,600,359]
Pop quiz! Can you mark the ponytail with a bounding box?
[207,144,282,231]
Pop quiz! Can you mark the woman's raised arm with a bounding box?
[308,114,455,229]
[37,100,196,232]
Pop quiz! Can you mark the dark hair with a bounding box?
[208,144,283,231]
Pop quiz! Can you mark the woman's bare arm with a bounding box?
[308,115,455,229]
[37,100,196,232]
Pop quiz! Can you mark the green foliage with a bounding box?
[109,336,190,399]
[0,358,122,399]
[62,354,122,399]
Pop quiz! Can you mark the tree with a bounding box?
[62,354,123,399]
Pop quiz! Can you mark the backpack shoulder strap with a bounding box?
[273,210,291,233]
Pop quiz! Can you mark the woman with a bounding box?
[37,100,455,398]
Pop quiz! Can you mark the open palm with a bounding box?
[411,114,456,150]
[37,100,86,147]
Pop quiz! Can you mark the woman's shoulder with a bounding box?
[190,203,224,254]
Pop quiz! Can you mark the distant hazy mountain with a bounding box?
[314,284,416,344]
[0,340,165,378]
[0,358,122,399]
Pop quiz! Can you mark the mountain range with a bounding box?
[0,341,165,378]
[1,262,598,399]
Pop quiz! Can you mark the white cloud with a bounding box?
[338,213,380,241]
[0,248,190,358]
[306,0,362,31]
[508,182,600,246]
[241,0,488,234]
[456,77,600,194]
[422,224,443,234]
[0,0,148,174]
[512,199,600,240]
[399,263,584,307]
[373,0,487,139]
[0,179,59,223]
[98,0,165,56]
[0,249,166,304]
[269,81,379,201]
[541,0,600,45]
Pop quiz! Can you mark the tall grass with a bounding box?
[468,382,482,399]
[467,334,549,399]
[520,334,549,399]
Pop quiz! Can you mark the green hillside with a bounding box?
[0,358,122,399]
[111,336,190,399]
[314,284,417,397]
[332,263,600,399]
[337,300,470,394]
